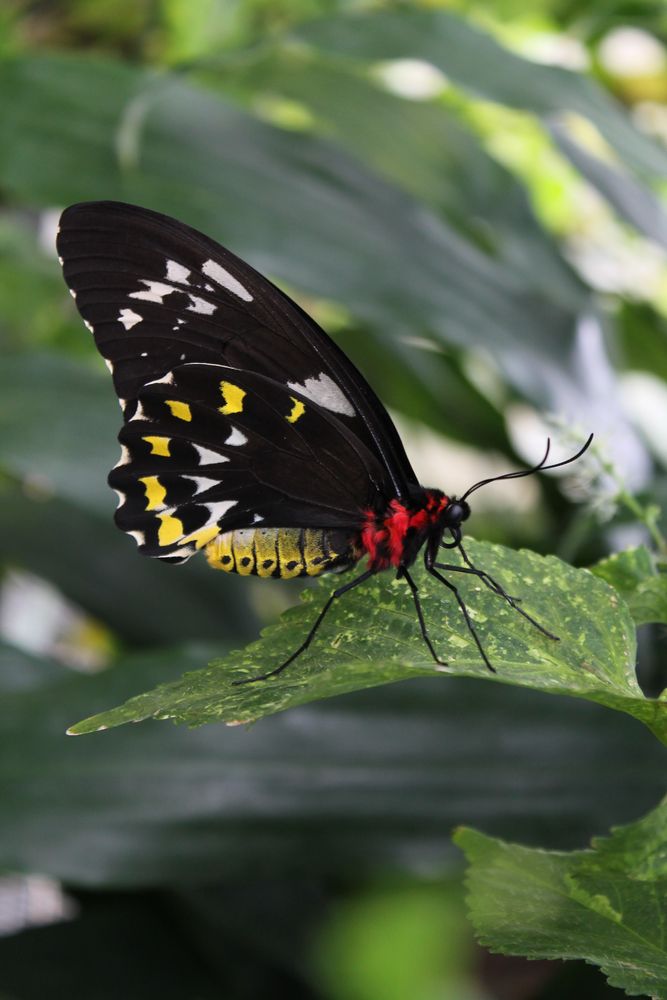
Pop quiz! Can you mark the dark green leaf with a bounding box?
[0,54,583,405]
[551,124,667,250]
[218,47,584,311]
[455,797,667,998]
[617,302,667,383]
[0,481,258,645]
[67,540,664,742]
[295,9,667,178]
[0,640,66,693]
[592,547,667,627]
[0,354,115,514]
[1,645,664,887]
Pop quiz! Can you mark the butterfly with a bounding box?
[57,201,592,684]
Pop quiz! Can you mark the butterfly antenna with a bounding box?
[461,433,593,502]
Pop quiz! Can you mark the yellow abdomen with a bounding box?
[205,526,355,579]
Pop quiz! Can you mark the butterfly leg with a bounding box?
[232,568,376,685]
[434,543,558,641]
[398,567,447,666]
[426,563,497,673]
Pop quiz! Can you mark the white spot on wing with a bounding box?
[127,530,145,546]
[84,320,94,333]
[131,402,149,421]
[194,444,229,465]
[184,476,220,495]
[140,351,148,357]
[204,500,237,524]
[156,548,194,561]
[113,488,126,509]
[224,426,247,447]
[287,373,354,416]
[69,289,77,299]
[114,444,131,468]
[252,513,264,523]
[186,294,217,316]
[104,359,114,373]
[145,372,175,386]
[118,308,143,330]
[165,260,191,284]
[129,280,178,304]
[202,259,253,302]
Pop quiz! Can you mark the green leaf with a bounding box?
[0,53,584,403]
[591,547,667,627]
[68,540,664,741]
[0,353,116,514]
[550,124,667,251]
[454,796,667,998]
[295,9,667,178]
[0,482,258,645]
[219,46,584,312]
[2,644,665,887]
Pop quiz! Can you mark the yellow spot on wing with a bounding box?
[139,476,167,510]
[143,435,171,456]
[219,381,246,415]
[166,400,191,421]
[157,512,184,546]
[182,525,221,550]
[286,397,305,423]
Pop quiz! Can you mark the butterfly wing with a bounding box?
[57,201,418,502]
[109,362,390,562]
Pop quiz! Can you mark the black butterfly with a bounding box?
[57,201,591,683]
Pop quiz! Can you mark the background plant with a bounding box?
[0,1,666,997]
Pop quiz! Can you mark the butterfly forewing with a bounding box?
[57,201,417,500]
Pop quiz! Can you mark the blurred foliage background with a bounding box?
[0,0,666,996]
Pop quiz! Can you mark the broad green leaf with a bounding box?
[0,214,79,351]
[0,482,258,645]
[0,640,66,694]
[295,9,667,178]
[334,326,510,454]
[617,303,667,384]
[0,354,116,513]
[592,547,667,627]
[68,540,664,741]
[0,54,583,404]
[1,644,665,887]
[455,797,667,998]
[216,47,584,311]
[550,124,667,251]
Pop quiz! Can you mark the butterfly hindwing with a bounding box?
[57,201,417,501]
[110,363,390,561]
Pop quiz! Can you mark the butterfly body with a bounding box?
[206,526,359,579]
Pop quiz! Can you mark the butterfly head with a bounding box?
[438,497,470,549]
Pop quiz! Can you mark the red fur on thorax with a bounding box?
[360,492,449,571]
